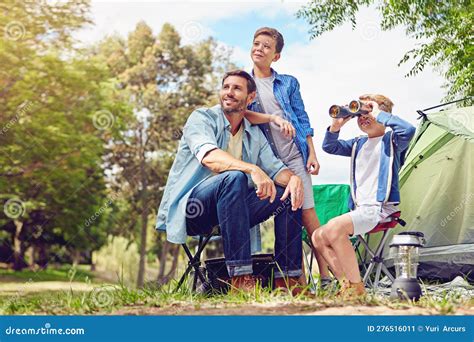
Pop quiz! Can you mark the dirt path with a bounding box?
[0,281,97,294]
[112,301,474,316]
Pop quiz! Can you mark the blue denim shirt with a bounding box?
[248,69,314,166]
[156,105,288,250]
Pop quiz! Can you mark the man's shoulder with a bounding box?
[184,105,223,137]
[188,105,222,122]
[191,104,221,116]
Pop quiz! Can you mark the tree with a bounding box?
[0,0,120,270]
[297,0,473,103]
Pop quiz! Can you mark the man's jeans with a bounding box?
[186,171,302,278]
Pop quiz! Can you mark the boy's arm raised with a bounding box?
[369,102,416,151]
[322,116,355,157]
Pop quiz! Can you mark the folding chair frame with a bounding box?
[357,230,395,288]
[355,212,406,289]
[175,233,216,292]
[303,239,317,291]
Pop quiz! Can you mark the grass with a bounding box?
[0,274,472,315]
[0,265,95,283]
[0,279,299,315]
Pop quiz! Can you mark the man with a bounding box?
[156,70,305,294]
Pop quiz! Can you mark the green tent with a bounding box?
[387,105,474,281]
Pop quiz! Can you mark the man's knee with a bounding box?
[222,170,247,186]
[217,171,248,197]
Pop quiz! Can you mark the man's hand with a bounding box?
[329,115,352,133]
[306,153,320,175]
[280,175,303,210]
[250,167,277,203]
[271,115,296,138]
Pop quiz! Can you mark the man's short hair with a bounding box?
[254,27,284,53]
[222,70,257,94]
[359,94,394,113]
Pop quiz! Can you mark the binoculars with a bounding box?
[329,100,369,119]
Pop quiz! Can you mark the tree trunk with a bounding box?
[36,242,48,269]
[136,126,149,288]
[12,220,27,271]
[25,246,34,268]
[163,244,180,284]
[157,240,169,281]
[72,249,81,267]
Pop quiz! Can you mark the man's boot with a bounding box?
[230,274,256,294]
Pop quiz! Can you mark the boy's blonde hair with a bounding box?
[254,27,284,53]
[359,94,394,113]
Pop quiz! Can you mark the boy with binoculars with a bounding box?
[313,94,416,300]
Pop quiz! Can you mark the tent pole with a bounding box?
[420,97,472,113]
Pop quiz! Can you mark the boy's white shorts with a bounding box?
[285,156,315,210]
[349,204,399,236]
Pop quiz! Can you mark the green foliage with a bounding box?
[0,0,123,267]
[297,0,474,103]
[0,1,234,278]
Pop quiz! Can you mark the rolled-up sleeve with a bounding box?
[183,109,218,164]
[256,129,288,179]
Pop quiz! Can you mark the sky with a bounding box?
[76,0,447,184]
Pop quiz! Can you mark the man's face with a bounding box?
[220,76,254,115]
[251,34,280,67]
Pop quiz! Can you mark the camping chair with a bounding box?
[175,227,220,293]
[175,226,275,294]
[356,211,406,289]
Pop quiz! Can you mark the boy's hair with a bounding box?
[222,70,257,94]
[359,94,394,113]
[253,27,284,53]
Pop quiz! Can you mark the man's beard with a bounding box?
[220,98,246,115]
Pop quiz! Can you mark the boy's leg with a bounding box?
[312,225,345,280]
[312,213,361,283]
[302,208,330,278]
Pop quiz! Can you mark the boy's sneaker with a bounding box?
[336,279,366,301]
[320,277,334,289]
[274,277,315,298]
[316,277,336,293]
